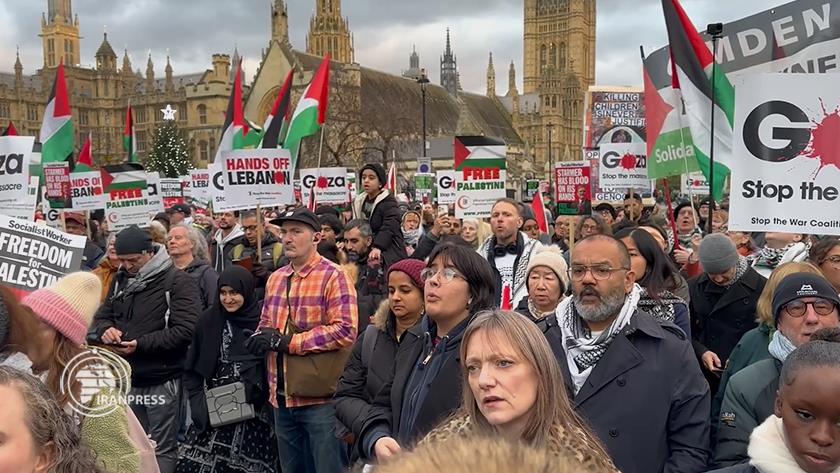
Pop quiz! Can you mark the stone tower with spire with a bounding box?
[40,0,81,67]
[486,52,496,97]
[506,61,518,97]
[440,28,458,96]
[145,53,155,93]
[95,32,117,71]
[271,0,289,43]
[306,0,354,63]
[402,45,422,80]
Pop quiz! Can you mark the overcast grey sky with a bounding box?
[0,0,772,93]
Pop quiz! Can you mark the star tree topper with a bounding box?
[161,104,177,121]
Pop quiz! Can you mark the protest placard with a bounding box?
[44,162,71,209]
[102,164,150,231]
[0,214,86,297]
[300,167,350,205]
[160,178,184,209]
[598,143,651,190]
[0,176,39,220]
[414,173,434,203]
[69,171,106,211]
[436,170,457,205]
[583,87,646,148]
[555,161,591,216]
[0,136,33,198]
[729,74,840,235]
[454,168,507,219]
[189,169,211,206]
[145,171,164,214]
[222,149,294,209]
[680,172,710,195]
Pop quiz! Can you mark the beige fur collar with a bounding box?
[749,415,840,473]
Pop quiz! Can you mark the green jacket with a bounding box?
[711,324,773,425]
[712,357,781,468]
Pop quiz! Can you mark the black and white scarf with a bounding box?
[636,288,684,324]
[558,284,642,394]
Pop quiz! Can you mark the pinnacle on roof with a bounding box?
[96,32,117,58]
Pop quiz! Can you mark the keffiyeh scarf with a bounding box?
[558,284,642,394]
[636,288,684,324]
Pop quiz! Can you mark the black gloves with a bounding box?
[243,328,291,355]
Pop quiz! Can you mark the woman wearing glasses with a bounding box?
[808,237,840,293]
[357,243,496,463]
[712,273,840,468]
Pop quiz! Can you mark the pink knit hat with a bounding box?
[388,259,426,289]
[22,272,102,346]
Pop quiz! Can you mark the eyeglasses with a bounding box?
[568,265,629,281]
[243,225,259,232]
[821,255,840,269]
[784,298,837,317]
[421,267,465,284]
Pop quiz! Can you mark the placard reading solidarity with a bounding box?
[223,149,294,208]
[598,143,651,190]
[300,167,349,205]
[730,74,840,235]
[0,215,86,296]
[436,171,457,205]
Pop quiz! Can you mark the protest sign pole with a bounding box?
[661,179,680,251]
[59,210,67,232]
[84,211,91,238]
[629,188,635,221]
[707,23,723,235]
[256,203,263,258]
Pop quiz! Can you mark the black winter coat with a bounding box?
[688,267,766,367]
[90,264,201,387]
[182,259,218,311]
[353,191,407,269]
[706,465,756,473]
[334,305,418,459]
[357,315,467,460]
[543,311,711,473]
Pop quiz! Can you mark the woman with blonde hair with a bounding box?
[423,310,616,470]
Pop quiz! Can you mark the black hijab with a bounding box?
[188,266,262,379]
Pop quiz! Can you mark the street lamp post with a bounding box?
[546,122,554,202]
[417,69,430,158]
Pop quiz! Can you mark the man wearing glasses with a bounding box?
[712,273,840,467]
[542,234,710,473]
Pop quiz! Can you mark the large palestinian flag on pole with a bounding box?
[39,61,74,165]
[285,56,330,169]
[261,67,295,149]
[124,104,138,163]
[76,132,94,172]
[213,59,248,163]
[454,136,507,170]
[661,0,734,200]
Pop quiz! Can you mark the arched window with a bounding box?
[549,43,557,68]
[199,140,208,162]
[539,45,547,71]
[560,42,567,69]
[198,104,207,125]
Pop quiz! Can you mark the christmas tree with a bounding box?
[145,117,192,178]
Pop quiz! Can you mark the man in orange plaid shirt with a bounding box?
[245,207,358,473]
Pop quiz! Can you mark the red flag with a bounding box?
[2,121,17,136]
[531,192,548,234]
[386,163,396,193]
[77,132,93,169]
[501,284,512,311]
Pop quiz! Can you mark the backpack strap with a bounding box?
[163,269,176,329]
[361,324,378,367]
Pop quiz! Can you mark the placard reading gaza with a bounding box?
[729,74,840,235]
[299,168,349,205]
[598,143,651,190]
[222,149,294,208]
[0,215,85,296]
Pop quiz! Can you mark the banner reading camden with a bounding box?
[0,215,85,297]
[729,74,840,235]
[453,136,507,219]
[223,149,294,209]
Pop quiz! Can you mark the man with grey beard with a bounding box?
[541,234,710,473]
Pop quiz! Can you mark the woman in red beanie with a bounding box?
[334,258,427,464]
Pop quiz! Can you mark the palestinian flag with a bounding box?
[213,59,248,163]
[39,61,74,165]
[285,56,330,169]
[454,136,507,170]
[386,162,396,192]
[76,132,93,172]
[2,121,17,136]
[662,0,733,200]
[261,67,295,148]
[530,190,548,234]
[101,163,147,193]
[124,105,138,163]
[643,54,699,179]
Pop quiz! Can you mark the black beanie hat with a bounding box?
[359,163,387,188]
[673,201,694,220]
[773,273,840,325]
[115,225,154,255]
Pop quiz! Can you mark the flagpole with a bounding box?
[707,23,723,235]
[256,203,262,258]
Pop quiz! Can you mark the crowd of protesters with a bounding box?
[1,161,840,473]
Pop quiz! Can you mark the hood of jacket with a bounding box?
[213,224,244,246]
[373,298,391,331]
[353,188,391,220]
[183,258,211,274]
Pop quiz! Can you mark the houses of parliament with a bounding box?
[0,0,595,182]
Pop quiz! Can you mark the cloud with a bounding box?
[2,0,772,94]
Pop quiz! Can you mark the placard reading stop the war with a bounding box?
[222,149,295,208]
[299,168,350,205]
